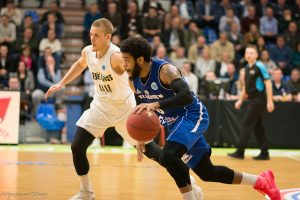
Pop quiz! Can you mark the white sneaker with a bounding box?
[190,175,203,200]
[69,189,96,200]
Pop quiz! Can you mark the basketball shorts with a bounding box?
[166,102,211,169]
[76,93,137,146]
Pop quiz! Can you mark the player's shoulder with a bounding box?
[82,45,92,54]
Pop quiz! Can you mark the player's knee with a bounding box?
[71,141,82,155]
[158,151,178,168]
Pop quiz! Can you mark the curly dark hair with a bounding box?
[120,36,152,62]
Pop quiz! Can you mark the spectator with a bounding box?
[174,0,195,23]
[272,68,292,102]
[184,20,202,50]
[223,63,238,94]
[195,48,216,79]
[103,1,122,34]
[230,68,245,100]
[273,0,287,18]
[17,15,39,39]
[142,0,164,16]
[195,0,219,31]
[14,28,39,55]
[228,22,244,61]
[0,14,16,45]
[122,0,142,39]
[16,60,35,95]
[170,46,188,70]
[210,32,235,63]
[259,6,278,44]
[236,0,252,18]
[153,45,171,63]
[0,44,13,87]
[150,35,163,57]
[203,70,218,99]
[255,0,274,18]
[218,0,237,19]
[182,62,198,94]
[40,12,64,39]
[244,23,261,46]
[278,8,294,34]
[188,35,209,64]
[7,73,20,90]
[37,47,53,72]
[142,6,162,40]
[259,49,278,75]
[268,36,293,76]
[215,52,232,77]
[82,3,102,46]
[283,21,300,51]
[39,30,62,67]
[163,16,185,52]
[17,45,37,75]
[219,8,241,34]
[0,0,22,26]
[240,5,259,34]
[40,1,65,24]
[256,36,267,55]
[286,68,300,101]
[184,21,203,49]
[111,34,121,47]
[32,56,61,114]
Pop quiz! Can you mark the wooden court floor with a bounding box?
[0,146,299,200]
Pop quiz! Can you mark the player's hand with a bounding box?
[136,142,145,162]
[133,102,160,114]
[45,83,63,99]
[235,99,243,110]
[267,101,275,113]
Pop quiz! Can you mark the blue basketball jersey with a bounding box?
[132,59,205,127]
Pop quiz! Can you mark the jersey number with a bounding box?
[99,84,112,93]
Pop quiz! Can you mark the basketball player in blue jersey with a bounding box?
[120,37,281,200]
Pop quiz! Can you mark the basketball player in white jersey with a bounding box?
[45,18,202,200]
[45,18,137,200]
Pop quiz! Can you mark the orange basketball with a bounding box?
[126,110,161,142]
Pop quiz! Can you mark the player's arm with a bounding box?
[59,48,88,86]
[158,64,193,109]
[45,48,88,99]
[111,52,126,75]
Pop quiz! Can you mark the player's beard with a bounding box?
[129,61,142,81]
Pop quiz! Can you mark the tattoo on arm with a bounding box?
[160,64,182,85]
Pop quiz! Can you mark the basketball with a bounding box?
[126,110,161,142]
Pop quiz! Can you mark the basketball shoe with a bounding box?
[190,175,203,200]
[69,189,95,200]
[253,170,281,200]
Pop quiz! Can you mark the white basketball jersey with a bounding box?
[85,43,132,103]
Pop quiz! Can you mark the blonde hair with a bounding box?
[91,18,113,35]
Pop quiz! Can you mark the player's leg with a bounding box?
[70,127,96,200]
[228,103,262,159]
[192,151,280,199]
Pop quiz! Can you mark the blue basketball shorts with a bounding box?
[166,105,211,169]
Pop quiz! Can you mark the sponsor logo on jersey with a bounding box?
[138,94,164,100]
[158,115,178,125]
[144,90,149,95]
[136,89,141,94]
[151,82,158,90]
[92,72,113,82]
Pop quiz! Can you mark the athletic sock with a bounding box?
[79,174,93,191]
[182,190,196,200]
[241,172,258,186]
